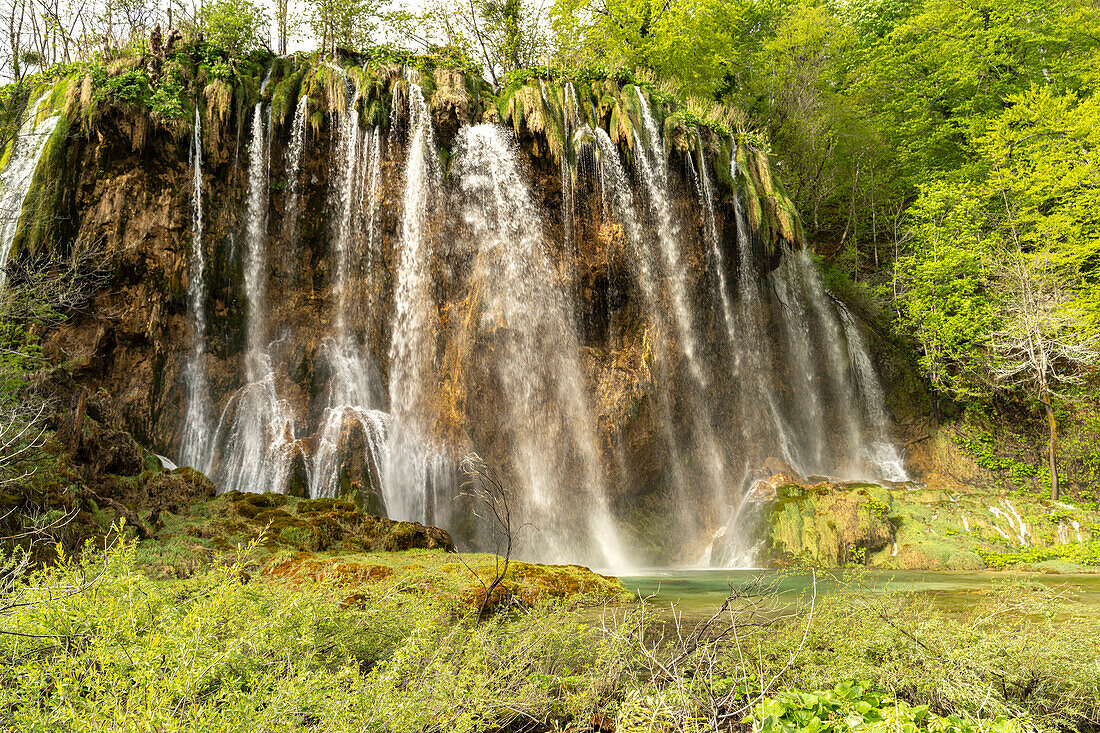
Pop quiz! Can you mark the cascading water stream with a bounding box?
[386,75,447,524]
[310,79,391,503]
[729,174,801,475]
[837,305,909,481]
[282,95,308,247]
[360,127,382,301]
[771,253,827,470]
[211,71,297,495]
[693,143,737,352]
[0,94,61,286]
[796,248,864,473]
[560,83,577,257]
[179,107,212,471]
[632,91,729,517]
[453,124,626,569]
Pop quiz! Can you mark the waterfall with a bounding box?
[166,74,910,567]
[309,80,390,504]
[589,125,691,518]
[282,95,308,246]
[0,94,60,287]
[453,124,626,569]
[386,77,444,524]
[212,71,298,495]
[632,91,729,521]
[179,107,212,471]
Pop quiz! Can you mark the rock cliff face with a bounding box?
[10,55,908,567]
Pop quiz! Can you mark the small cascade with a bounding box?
[310,338,389,502]
[0,94,61,286]
[453,124,626,569]
[837,306,909,481]
[179,107,213,471]
[796,249,866,475]
[386,75,445,524]
[281,95,308,246]
[775,248,907,483]
[212,71,298,494]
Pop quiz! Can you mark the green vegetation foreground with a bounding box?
[3,531,1100,731]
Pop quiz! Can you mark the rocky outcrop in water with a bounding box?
[6,54,911,567]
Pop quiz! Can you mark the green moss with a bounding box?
[767,480,1100,571]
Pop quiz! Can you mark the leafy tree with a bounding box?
[895,181,996,411]
[199,0,269,58]
[978,86,1100,326]
[308,0,382,56]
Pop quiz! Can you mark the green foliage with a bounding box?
[148,61,188,120]
[93,67,150,106]
[0,539,632,731]
[893,181,998,398]
[952,432,1013,472]
[751,580,1100,727]
[750,682,1018,733]
[977,540,1100,569]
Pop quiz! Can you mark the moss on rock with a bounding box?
[765,477,1100,571]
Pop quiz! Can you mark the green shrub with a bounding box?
[977,539,1100,569]
[750,682,1019,733]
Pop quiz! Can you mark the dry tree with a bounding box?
[988,247,1100,500]
[456,452,530,622]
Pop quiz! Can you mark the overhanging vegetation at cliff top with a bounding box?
[2,41,804,258]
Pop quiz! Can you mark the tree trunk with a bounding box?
[1045,397,1059,501]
